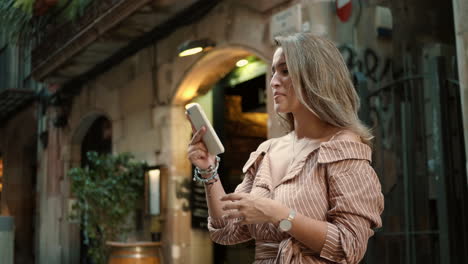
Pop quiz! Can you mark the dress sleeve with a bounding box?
[207,145,268,245]
[319,157,384,263]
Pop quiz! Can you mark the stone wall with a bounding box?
[452,0,468,177]
[36,0,406,263]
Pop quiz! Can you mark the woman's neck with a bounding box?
[292,107,339,140]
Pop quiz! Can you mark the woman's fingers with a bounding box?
[219,194,274,225]
[188,142,208,153]
[188,149,207,160]
[221,193,246,202]
[222,202,242,211]
[189,126,206,146]
[188,144,209,161]
[223,211,247,226]
[222,211,244,221]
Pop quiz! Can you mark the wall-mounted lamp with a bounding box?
[178,39,216,57]
[145,165,168,242]
[148,168,161,216]
[236,59,249,67]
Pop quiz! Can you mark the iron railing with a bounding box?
[357,57,468,264]
[31,0,126,69]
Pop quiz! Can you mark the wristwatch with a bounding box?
[279,209,296,232]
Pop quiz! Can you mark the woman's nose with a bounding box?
[270,74,280,88]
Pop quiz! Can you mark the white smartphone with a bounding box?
[185,103,225,155]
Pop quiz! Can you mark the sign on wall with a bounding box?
[336,0,352,22]
[270,4,302,42]
[191,179,209,229]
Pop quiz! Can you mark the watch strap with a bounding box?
[287,209,296,221]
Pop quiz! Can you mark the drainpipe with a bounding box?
[452,0,468,183]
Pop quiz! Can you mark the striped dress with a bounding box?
[208,132,384,264]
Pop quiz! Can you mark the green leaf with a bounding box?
[67,151,147,263]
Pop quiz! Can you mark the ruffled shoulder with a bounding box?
[241,138,276,173]
[317,140,372,164]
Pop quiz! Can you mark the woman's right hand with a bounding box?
[187,123,216,171]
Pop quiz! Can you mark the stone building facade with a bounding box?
[1,0,467,264]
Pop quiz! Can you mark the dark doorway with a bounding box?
[213,59,268,264]
[81,116,112,167]
[79,116,112,264]
[187,56,268,264]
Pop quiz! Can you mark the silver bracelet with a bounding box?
[193,171,219,184]
[195,156,220,175]
[193,156,220,183]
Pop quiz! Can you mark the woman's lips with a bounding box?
[273,92,286,97]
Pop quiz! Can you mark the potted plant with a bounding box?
[68,151,148,264]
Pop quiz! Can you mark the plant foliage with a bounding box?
[68,151,147,264]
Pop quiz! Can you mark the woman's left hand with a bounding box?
[221,193,287,226]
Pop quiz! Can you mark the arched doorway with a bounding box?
[80,116,112,167]
[175,47,269,264]
[75,115,112,263]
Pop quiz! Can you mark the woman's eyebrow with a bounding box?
[271,62,286,72]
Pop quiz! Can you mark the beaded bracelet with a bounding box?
[193,171,219,184]
[195,156,220,175]
[193,156,220,184]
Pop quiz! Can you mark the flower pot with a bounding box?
[107,241,162,264]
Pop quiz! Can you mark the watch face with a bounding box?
[279,220,292,232]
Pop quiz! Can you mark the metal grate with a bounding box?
[358,57,468,264]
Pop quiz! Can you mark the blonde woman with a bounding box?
[187,33,384,264]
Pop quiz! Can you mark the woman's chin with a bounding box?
[274,104,289,113]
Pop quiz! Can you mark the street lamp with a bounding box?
[178,39,216,57]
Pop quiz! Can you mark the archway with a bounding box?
[69,113,112,264]
[173,46,270,264]
[173,46,269,105]
[80,116,112,167]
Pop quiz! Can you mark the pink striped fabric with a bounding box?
[208,132,384,264]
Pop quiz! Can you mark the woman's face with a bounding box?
[270,48,301,113]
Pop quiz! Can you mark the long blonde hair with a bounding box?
[274,33,373,146]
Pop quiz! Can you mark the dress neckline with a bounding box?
[289,129,350,147]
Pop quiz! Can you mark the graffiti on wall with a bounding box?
[338,44,402,153]
[338,44,403,84]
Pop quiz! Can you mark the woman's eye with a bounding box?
[282,69,289,74]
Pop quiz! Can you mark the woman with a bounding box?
[187,33,384,264]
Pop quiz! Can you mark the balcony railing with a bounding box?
[1,33,38,123]
[32,0,127,71]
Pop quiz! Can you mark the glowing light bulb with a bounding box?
[236,59,249,67]
[179,47,203,57]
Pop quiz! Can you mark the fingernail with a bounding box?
[222,215,227,219]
